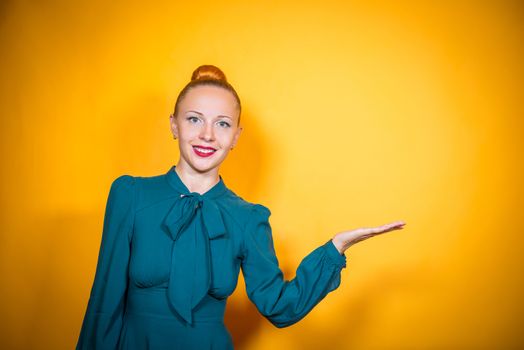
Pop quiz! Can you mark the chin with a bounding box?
[189,158,224,173]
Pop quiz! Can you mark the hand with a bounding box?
[331,220,406,254]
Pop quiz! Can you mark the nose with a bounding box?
[199,121,215,142]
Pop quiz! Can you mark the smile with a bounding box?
[193,146,217,157]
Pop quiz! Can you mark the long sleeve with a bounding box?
[76,175,136,350]
[240,204,347,328]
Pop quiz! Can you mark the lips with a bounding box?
[192,145,217,157]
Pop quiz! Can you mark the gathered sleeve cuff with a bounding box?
[76,175,136,350]
[240,204,347,328]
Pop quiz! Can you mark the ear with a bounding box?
[231,126,243,148]
[169,113,179,138]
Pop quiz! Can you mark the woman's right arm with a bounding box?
[76,175,136,350]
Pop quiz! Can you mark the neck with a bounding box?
[175,162,220,194]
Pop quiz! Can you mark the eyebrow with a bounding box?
[186,110,233,121]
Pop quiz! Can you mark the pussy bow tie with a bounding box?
[162,192,227,325]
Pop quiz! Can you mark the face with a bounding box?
[170,85,242,174]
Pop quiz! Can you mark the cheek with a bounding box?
[178,125,199,139]
[216,130,236,145]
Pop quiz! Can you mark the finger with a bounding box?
[383,222,405,230]
[363,227,389,236]
[354,222,406,236]
[375,223,399,232]
[371,224,404,235]
[384,224,405,232]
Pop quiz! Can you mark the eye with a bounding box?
[218,120,231,128]
[186,116,200,123]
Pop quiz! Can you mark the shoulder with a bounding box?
[112,172,176,211]
[218,189,271,228]
[109,174,136,194]
[225,189,271,215]
[106,175,136,206]
[248,203,271,221]
[111,174,135,188]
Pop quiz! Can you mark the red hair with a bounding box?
[173,65,242,125]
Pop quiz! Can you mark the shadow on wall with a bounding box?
[293,262,436,349]
[21,211,108,350]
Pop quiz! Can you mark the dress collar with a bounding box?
[165,165,228,199]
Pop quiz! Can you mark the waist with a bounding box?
[126,284,226,323]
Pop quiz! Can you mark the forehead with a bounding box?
[180,85,239,116]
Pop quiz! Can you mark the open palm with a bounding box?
[332,220,406,254]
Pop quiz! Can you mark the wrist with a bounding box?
[331,237,346,255]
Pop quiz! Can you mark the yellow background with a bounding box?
[1,0,522,349]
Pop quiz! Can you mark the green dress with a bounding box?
[76,165,347,349]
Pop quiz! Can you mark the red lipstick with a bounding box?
[192,145,216,158]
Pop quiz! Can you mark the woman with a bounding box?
[76,64,406,349]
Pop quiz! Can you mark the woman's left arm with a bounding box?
[241,204,406,329]
[240,204,348,328]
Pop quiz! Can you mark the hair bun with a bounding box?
[191,64,228,82]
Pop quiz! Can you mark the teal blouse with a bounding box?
[76,165,347,349]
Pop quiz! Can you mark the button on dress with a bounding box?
[76,165,347,349]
